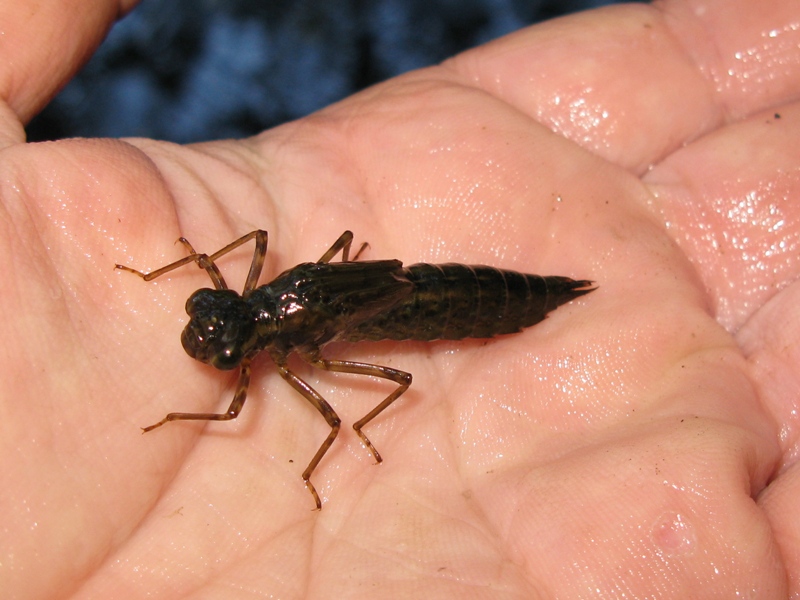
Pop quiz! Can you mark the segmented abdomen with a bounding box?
[344,263,594,342]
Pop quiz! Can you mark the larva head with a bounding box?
[181,289,258,370]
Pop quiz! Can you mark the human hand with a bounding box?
[2,0,799,597]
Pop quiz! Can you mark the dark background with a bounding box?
[27,0,628,143]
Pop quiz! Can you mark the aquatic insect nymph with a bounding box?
[116,230,595,509]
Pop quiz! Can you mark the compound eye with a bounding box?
[180,320,206,360]
[210,345,243,370]
[185,288,218,316]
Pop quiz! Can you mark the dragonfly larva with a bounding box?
[116,230,595,509]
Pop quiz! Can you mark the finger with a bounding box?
[738,280,800,464]
[445,0,800,172]
[759,463,800,597]
[740,280,800,596]
[644,102,800,331]
[0,0,137,137]
[662,0,800,116]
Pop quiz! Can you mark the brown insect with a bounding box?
[117,230,595,508]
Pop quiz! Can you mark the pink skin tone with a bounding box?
[1,0,800,597]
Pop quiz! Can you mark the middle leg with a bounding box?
[304,356,412,463]
[317,230,369,264]
[275,364,342,510]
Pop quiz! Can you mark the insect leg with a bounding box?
[317,231,370,263]
[317,231,352,263]
[115,230,268,291]
[350,241,370,262]
[207,230,268,293]
[141,360,252,432]
[275,364,341,510]
[115,252,228,286]
[305,357,412,463]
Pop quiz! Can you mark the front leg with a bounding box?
[141,361,252,432]
[115,229,268,292]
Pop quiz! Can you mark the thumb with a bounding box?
[0,0,137,145]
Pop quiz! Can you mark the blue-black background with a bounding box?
[27,0,627,143]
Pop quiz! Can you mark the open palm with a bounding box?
[3,0,800,597]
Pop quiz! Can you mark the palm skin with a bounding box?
[2,0,800,598]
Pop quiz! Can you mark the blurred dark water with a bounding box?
[27,0,628,143]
